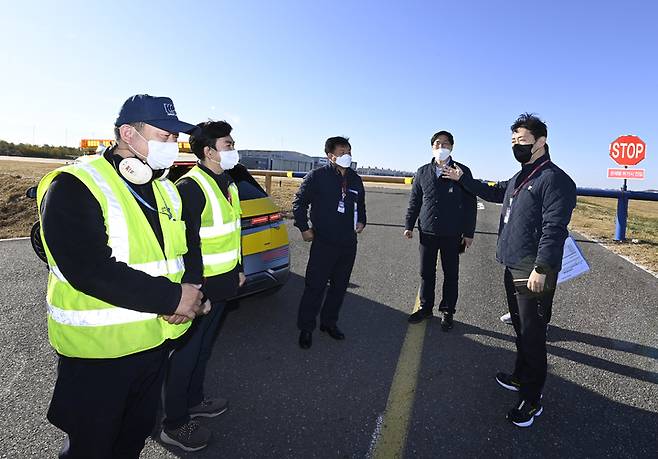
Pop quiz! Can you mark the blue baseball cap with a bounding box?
[115,94,196,134]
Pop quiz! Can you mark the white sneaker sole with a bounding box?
[512,406,543,427]
[496,376,520,392]
[160,431,208,452]
[500,313,513,325]
[189,406,228,419]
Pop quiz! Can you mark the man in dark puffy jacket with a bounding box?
[442,113,576,428]
[404,130,477,331]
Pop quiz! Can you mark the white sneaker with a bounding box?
[500,312,512,325]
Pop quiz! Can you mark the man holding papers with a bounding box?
[442,113,576,428]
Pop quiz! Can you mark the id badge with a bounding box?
[504,197,513,223]
[337,200,345,213]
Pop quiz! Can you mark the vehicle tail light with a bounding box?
[243,212,285,229]
[250,216,269,226]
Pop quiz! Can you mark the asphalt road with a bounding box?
[0,187,656,458]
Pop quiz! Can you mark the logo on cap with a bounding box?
[163,103,177,117]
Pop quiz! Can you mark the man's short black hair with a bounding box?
[189,120,233,160]
[325,136,351,155]
[430,130,454,146]
[510,113,547,139]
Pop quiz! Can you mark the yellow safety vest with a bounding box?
[178,165,241,277]
[37,155,191,359]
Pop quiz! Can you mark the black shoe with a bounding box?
[495,372,521,392]
[506,399,543,427]
[408,308,433,324]
[440,312,454,331]
[299,330,312,349]
[319,325,345,340]
[160,421,211,452]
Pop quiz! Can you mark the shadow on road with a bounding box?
[410,321,658,457]
[155,273,409,458]
[153,274,658,458]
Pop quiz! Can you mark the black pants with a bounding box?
[297,238,357,332]
[419,232,461,314]
[503,267,557,404]
[163,300,226,429]
[48,346,168,459]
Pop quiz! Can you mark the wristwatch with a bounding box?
[533,265,548,275]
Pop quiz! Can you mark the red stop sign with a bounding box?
[609,135,646,166]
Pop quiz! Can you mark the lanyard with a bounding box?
[340,175,347,200]
[511,159,550,199]
[125,182,173,220]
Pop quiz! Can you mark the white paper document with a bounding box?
[557,236,590,284]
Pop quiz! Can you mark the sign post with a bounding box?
[608,135,647,241]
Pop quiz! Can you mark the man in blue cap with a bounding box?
[38,94,208,458]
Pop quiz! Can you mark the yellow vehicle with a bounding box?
[28,140,290,298]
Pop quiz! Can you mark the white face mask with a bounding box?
[209,148,240,170]
[433,147,451,162]
[335,154,353,168]
[146,140,179,170]
[129,129,179,170]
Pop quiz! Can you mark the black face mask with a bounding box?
[512,143,534,163]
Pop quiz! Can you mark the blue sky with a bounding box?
[0,0,656,189]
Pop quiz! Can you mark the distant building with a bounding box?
[239,150,358,172]
[311,156,330,169]
[240,150,314,172]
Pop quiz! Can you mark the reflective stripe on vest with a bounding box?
[47,303,156,326]
[202,249,240,267]
[37,155,190,358]
[76,157,130,262]
[50,257,185,283]
[187,169,240,238]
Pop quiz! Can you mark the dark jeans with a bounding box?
[163,300,226,429]
[48,346,168,459]
[297,238,357,332]
[503,267,557,404]
[419,232,461,314]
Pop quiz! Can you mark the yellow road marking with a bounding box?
[371,293,427,459]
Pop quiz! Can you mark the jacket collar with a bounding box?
[431,156,454,168]
[329,162,351,178]
[197,161,232,183]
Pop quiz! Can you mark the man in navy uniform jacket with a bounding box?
[292,136,366,349]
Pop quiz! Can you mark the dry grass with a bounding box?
[570,196,658,273]
[254,176,300,213]
[0,160,60,239]
[2,160,656,274]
